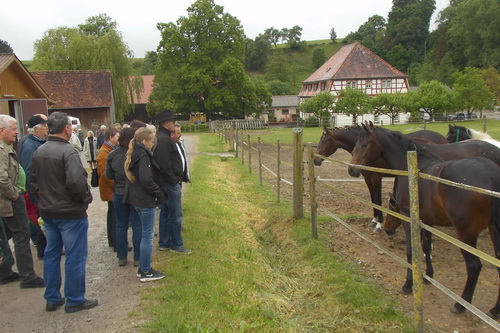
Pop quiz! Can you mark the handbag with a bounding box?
[91,168,99,187]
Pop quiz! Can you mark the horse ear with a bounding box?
[361,122,369,132]
[323,125,329,133]
[369,120,375,128]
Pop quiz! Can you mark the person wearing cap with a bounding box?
[153,110,191,255]
[18,114,49,259]
[0,114,45,288]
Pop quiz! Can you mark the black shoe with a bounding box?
[46,297,65,311]
[65,299,98,313]
[139,268,165,282]
[0,272,20,285]
[20,276,45,289]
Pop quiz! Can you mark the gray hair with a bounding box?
[48,112,70,134]
[27,123,46,134]
[0,115,17,129]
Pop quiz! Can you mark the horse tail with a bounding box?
[491,195,500,259]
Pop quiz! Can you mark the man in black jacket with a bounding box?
[153,110,191,254]
[31,112,98,313]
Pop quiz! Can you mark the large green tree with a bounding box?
[334,88,370,125]
[408,80,456,120]
[31,14,142,122]
[149,0,271,119]
[371,93,408,125]
[245,35,270,70]
[452,67,495,118]
[343,15,386,54]
[300,92,335,126]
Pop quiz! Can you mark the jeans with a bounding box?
[159,183,183,248]
[114,194,141,260]
[43,218,88,307]
[0,195,37,282]
[134,207,156,273]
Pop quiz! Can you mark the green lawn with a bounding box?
[136,133,412,332]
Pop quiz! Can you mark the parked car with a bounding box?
[442,114,456,121]
[456,112,466,120]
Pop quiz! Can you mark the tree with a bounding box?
[481,67,500,101]
[265,52,291,83]
[408,80,456,120]
[312,48,326,68]
[0,39,13,53]
[149,0,271,119]
[343,15,386,54]
[452,67,495,118]
[31,16,142,122]
[267,80,293,95]
[280,26,303,49]
[300,92,335,126]
[263,27,281,48]
[330,28,337,43]
[371,93,408,125]
[335,88,370,125]
[245,36,270,70]
[140,51,158,75]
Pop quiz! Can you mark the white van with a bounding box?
[68,116,81,131]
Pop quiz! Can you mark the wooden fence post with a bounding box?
[248,135,252,173]
[277,139,281,203]
[293,128,304,219]
[235,127,239,158]
[308,143,318,239]
[258,137,262,185]
[241,132,245,165]
[408,151,424,333]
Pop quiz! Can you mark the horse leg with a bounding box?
[487,225,500,318]
[364,173,383,232]
[422,229,434,284]
[451,237,481,314]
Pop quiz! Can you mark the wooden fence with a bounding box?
[213,126,500,332]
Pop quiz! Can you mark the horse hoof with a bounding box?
[450,304,465,314]
[399,287,412,295]
[374,227,382,233]
[487,310,500,320]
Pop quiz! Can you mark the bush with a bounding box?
[304,117,320,127]
[182,124,209,133]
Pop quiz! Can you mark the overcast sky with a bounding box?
[1,0,450,61]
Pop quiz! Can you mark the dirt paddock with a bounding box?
[250,139,499,333]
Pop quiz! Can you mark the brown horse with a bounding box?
[315,125,448,231]
[350,124,500,318]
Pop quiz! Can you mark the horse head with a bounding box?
[314,126,341,166]
[446,124,471,143]
[348,122,383,177]
[384,193,402,235]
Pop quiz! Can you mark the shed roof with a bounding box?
[303,42,407,83]
[0,53,56,104]
[31,70,113,109]
[271,95,299,108]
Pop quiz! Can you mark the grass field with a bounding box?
[137,133,412,332]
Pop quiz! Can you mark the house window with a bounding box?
[321,82,326,90]
[347,80,357,89]
[374,115,380,124]
[395,114,400,123]
[382,79,392,89]
[366,80,372,88]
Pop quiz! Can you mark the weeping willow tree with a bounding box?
[31,14,143,122]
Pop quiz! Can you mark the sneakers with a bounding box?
[158,246,170,251]
[118,258,127,266]
[46,297,65,312]
[20,276,45,289]
[65,299,98,313]
[170,246,192,255]
[0,272,20,285]
[138,268,166,282]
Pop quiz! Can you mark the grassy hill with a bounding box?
[247,39,345,94]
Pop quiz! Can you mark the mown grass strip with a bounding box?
[138,133,412,332]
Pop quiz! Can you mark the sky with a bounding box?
[1,0,450,61]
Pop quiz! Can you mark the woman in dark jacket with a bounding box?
[124,128,166,282]
[106,128,141,267]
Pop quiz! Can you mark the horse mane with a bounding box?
[331,125,359,131]
[468,128,494,141]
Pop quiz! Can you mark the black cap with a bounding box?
[27,115,47,128]
[154,110,175,124]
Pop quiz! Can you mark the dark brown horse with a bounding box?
[446,124,500,148]
[350,124,500,318]
[315,125,448,231]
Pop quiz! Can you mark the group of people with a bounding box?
[0,109,191,314]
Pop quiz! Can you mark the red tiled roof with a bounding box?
[31,71,112,109]
[303,42,407,83]
[136,75,153,104]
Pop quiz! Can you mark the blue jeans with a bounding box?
[159,183,183,248]
[134,207,156,272]
[114,194,141,260]
[43,218,88,307]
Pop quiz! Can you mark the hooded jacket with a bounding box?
[124,142,166,208]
